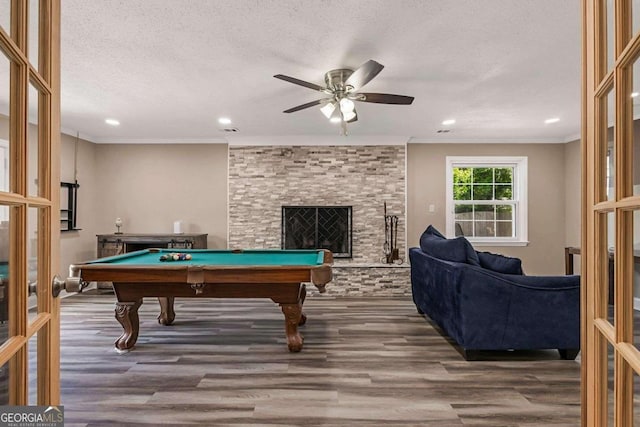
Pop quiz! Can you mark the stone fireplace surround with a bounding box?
[228,145,410,296]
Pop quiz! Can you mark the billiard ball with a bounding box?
[185,254,192,260]
[160,255,167,261]
[173,254,179,261]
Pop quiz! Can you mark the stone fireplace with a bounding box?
[228,145,410,296]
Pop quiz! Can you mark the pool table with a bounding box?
[70,248,333,352]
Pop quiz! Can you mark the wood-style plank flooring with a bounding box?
[59,292,581,426]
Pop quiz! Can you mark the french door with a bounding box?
[0,0,61,404]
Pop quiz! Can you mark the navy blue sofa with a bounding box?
[410,226,580,360]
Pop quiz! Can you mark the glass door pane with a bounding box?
[606,87,616,201]
[634,0,640,39]
[607,343,615,426]
[0,1,9,37]
[634,371,640,424]
[27,82,39,197]
[28,0,38,72]
[603,211,616,325]
[0,361,7,405]
[0,50,9,193]
[607,0,615,72]
[27,207,39,324]
[0,205,9,348]
[27,332,37,405]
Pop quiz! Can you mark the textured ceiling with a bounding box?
[56,0,581,144]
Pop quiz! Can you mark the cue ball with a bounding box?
[185,254,192,260]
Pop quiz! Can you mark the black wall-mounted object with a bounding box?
[282,206,352,258]
[61,181,80,232]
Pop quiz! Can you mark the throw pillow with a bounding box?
[477,251,523,275]
[424,224,446,239]
[462,238,481,266]
[419,225,480,265]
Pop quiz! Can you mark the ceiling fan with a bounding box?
[274,59,414,134]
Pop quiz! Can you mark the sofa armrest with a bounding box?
[410,248,466,343]
[458,265,580,350]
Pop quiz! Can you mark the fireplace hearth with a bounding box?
[282,206,352,258]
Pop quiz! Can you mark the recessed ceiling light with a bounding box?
[105,118,120,126]
[544,117,560,124]
[632,92,639,98]
[442,119,456,126]
[330,117,342,123]
[218,117,232,125]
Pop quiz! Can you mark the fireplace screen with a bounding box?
[282,206,352,258]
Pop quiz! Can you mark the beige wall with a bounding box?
[93,144,228,249]
[564,139,581,247]
[563,139,581,275]
[407,143,568,275]
[59,133,99,276]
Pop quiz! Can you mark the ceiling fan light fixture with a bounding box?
[339,98,355,114]
[342,110,356,122]
[320,102,336,119]
[274,59,414,129]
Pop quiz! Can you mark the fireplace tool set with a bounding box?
[382,202,403,264]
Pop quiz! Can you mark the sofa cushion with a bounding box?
[419,226,480,265]
[477,251,523,275]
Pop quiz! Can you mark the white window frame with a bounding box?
[445,156,528,246]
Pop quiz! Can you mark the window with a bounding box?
[446,156,528,246]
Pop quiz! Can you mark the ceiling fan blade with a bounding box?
[283,99,329,113]
[274,74,325,91]
[344,60,384,90]
[356,93,415,105]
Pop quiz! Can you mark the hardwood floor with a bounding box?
[58,292,580,426]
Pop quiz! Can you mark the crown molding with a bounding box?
[87,137,229,144]
[407,136,569,144]
[562,132,581,143]
[226,135,411,146]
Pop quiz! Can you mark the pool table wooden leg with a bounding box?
[298,284,307,326]
[157,297,176,325]
[114,299,142,352]
[280,303,304,352]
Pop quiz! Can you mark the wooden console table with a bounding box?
[97,233,208,258]
[564,246,582,276]
[565,247,613,303]
[564,246,640,274]
[564,246,640,304]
